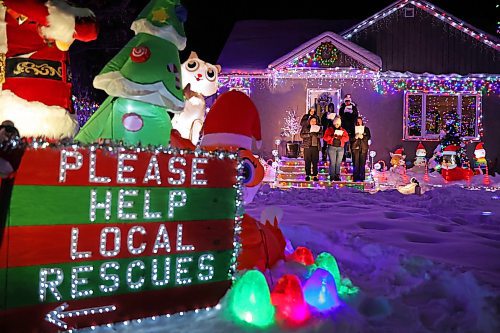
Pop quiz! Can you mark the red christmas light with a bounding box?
[270,274,310,327]
[288,246,315,266]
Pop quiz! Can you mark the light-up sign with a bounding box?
[0,146,240,331]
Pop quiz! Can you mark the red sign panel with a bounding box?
[0,146,240,332]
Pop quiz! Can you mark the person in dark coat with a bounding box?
[320,103,335,162]
[339,94,359,137]
[300,107,320,127]
[351,117,371,182]
[300,117,322,181]
[339,94,359,160]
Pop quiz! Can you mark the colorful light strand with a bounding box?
[218,72,499,96]
[343,0,499,50]
[375,77,499,95]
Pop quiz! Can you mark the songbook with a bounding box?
[355,125,365,135]
[310,124,320,133]
[334,129,343,136]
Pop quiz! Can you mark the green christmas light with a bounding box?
[228,270,275,328]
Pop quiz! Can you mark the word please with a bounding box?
[59,150,209,186]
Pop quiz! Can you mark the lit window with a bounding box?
[403,92,481,141]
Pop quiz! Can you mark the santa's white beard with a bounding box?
[474,151,486,159]
[0,90,78,139]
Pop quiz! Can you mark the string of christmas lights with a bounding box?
[343,0,500,50]
[375,76,499,95]
[219,72,499,96]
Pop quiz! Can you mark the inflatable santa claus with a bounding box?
[440,144,473,181]
[0,0,97,139]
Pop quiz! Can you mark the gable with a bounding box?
[341,0,500,74]
[342,0,499,51]
[279,41,370,70]
[268,32,382,71]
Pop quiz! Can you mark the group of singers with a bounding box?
[299,94,371,182]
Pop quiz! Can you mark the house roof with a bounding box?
[268,31,382,71]
[217,19,358,74]
[341,0,500,51]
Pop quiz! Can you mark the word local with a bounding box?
[38,222,218,301]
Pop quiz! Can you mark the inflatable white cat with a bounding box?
[172,52,220,145]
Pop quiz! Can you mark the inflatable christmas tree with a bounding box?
[75,0,187,146]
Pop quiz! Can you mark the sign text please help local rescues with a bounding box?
[0,146,239,332]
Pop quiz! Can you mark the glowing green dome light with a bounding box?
[228,270,275,328]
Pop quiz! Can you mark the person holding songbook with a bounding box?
[351,117,371,182]
[300,117,323,181]
[323,116,349,181]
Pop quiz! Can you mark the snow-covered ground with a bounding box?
[90,184,500,333]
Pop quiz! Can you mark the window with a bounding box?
[404,7,415,18]
[403,92,481,140]
[307,88,341,114]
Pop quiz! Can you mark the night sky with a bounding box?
[182,0,498,63]
[71,0,498,100]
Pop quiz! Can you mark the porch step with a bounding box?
[276,179,374,190]
[277,174,354,182]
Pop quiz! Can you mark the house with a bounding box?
[216,0,500,171]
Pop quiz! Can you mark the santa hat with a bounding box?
[474,142,486,157]
[41,1,96,44]
[415,142,426,157]
[475,142,485,152]
[74,17,99,42]
[200,90,262,150]
[393,148,404,155]
[442,145,459,155]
